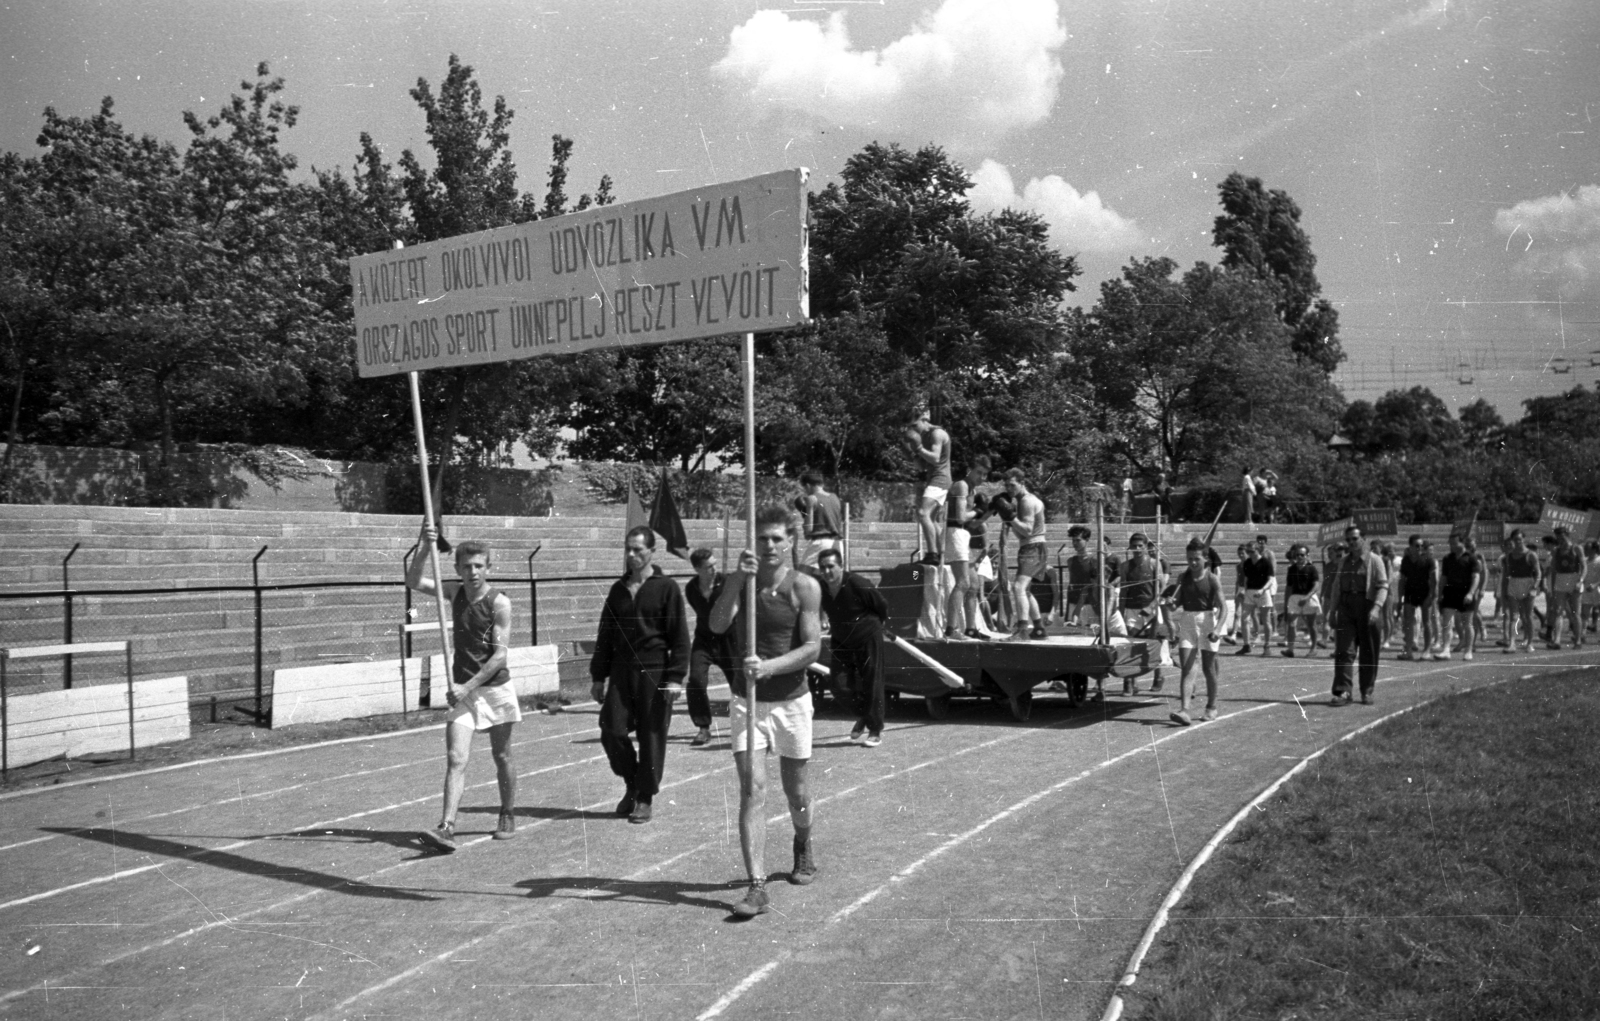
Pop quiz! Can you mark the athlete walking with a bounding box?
[408,524,520,852]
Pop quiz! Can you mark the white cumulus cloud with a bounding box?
[966,160,1142,253]
[713,0,1066,146]
[1494,185,1600,300]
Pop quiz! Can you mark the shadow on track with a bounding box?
[43,827,440,901]
[515,875,762,914]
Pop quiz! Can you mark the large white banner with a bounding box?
[350,169,809,378]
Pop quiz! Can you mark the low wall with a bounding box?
[270,644,561,728]
[2,676,190,770]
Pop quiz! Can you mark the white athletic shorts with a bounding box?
[1106,606,1158,637]
[729,691,814,759]
[943,527,970,563]
[1172,609,1221,653]
[922,485,949,505]
[975,555,995,580]
[1241,587,1272,610]
[1286,593,1322,616]
[446,682,522,731]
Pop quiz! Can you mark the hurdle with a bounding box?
[2,639,135,779]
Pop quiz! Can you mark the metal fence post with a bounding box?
[402,546,416,659]
[62,542,80,689]
[527,542,543,645]
[252,546,268,723]
[125,641,136,762]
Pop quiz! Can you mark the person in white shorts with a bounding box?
[1281,544,1322,657]
[942,470,974,639]
[907,404,952,567]
[407,524,521,853]
[709,505,822,919]
[1164,538,1227,725]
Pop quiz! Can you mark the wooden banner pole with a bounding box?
[742,332,758,764]
[408,370,453,689]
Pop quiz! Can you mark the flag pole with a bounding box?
[1097,494,1108,646]
[742,332,758,765]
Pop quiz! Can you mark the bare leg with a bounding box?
[1176,645,1198,711]
[917,497,940,559]
[945,561,970,633]
[735,749,768,882]
[441,723,472,825]
[779,756,812,837]
[1200,650,1219,708]
[488,722,516,813]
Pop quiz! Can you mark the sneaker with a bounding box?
[419,823,457,853]
[1235,644,1252,655]
[1122,680,1136,696]
[1281,649,1295,658]
[492,812,517,841]
[1359,693,1374,705]
[849,723,867,744]
[628,798,653,824]
[1328,694,1353,707]
[963,628,985,640]
[1546,641,1562,650]
[1502,645,1515,654]
[1396,651,1413,661]
[1149,678,1164,693]
[730,883,770,918]
[1432,651,1450,661]
[790,835,817,885]
[1201,706,1218,722]
[1169,709,1193,726]
[1221,634,1238,646]
[616,788,637,817]
[1029,624,1049,640]
[862,733,882,748]
[691,727,712,747]
[944,627,962,641]
[1522,643,1536,654]
[1463,651,1474,661]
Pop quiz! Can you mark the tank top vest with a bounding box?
[1504,549,1538,579]
[453,586,509,687]
[1172,570,1219,612]
[924,433,952,490]
[735,572,809,702]
[808,493,843,538]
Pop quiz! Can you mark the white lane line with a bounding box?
[1096,671,1537,1021]
[307,716,1093,1021]
[0,752,608,914]
[691,655,1584,1020]
[0,720,598,859]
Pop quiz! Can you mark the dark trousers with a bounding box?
[687,638,735,729]
[834,634,884,736]
[1333,594,1381,698]
[599,664,672,799]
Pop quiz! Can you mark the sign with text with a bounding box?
[1316,517,1353,546]
[1538,501,1593,536]
[1453,516,1506,546]
[349,169,809,378]
[1351,507,1398,536]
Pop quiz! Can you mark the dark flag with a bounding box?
[650,467,690,559]
[625,476,650,534]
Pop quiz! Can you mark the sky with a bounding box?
[4,0,1599,421]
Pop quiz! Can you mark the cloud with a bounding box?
[713,0,1066,145]
[1494,185,1600,300]
[967,160,1142,253]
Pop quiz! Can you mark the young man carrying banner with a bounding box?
[1165,538,1228,725]
[710,506,823,918]
[408,524,520,852]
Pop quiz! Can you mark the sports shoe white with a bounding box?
[862,733,881,748]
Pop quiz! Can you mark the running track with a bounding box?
[2,645,1595,1021]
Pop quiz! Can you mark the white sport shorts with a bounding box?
[1241,587,1272,610]
[1286,593,1322,616]
[943,527,970,563]
[729,691,814,759]
[922,485,949,505]
[800,536,843,568]
[1172,609,1221,653]
[446,682,522,731]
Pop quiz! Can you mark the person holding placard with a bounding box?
[709,506,823,919]
[408,524,520,852]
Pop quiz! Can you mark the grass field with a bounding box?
[1125,668,1600,1020]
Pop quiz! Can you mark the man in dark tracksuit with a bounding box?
[590,526,690,824]
[685,547,737,746]
[1327,523,1390,706]
[817,548,890,746]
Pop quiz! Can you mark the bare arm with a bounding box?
[708,549,754,635]
[405,522,438,596]
[910,428,947,467]
[1009,495,1037,542]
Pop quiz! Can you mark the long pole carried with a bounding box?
[408,370,454,688]
[742,332,758,759]
[1097,496,1109,646]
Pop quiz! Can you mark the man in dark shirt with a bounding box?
[1110,532,1168,694]
[1433,532,1481,661]
[1064,526,1105,629]
[798,472,845,570]
[817,548,890,746]
[590,526,690,824]
[1548,525,1589,649]
[407,524,519,853]
[684,548,736,747]
[1282,544,1322,657]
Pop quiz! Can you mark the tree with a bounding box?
[1457,397,1504,450]
[1075,257,1341,481]
[1212,173,1344,374]
[1370,386,1460,453]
